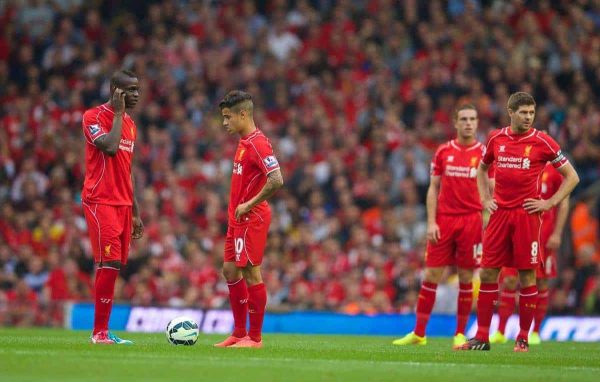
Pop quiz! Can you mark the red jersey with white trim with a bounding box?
[482,127,568,209]
[81,103,136,206]
[229,129,279,225]
[540,163,563,224]
[430,139,484,215]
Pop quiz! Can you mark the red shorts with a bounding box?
[425,212,482,269]
[482,208,542,270]
[83,202,132,265]
[224,212,271,268]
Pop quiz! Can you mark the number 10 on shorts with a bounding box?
[235,237,245,262]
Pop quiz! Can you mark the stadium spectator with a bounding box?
[0,0,599,327]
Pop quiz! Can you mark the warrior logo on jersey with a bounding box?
[263,155,279,169]
[447,155,454,162]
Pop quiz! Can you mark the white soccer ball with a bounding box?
[166,316,199,346]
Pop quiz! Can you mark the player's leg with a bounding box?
[84,203,123,344]
[530,277,548,345]
[459,209,510,350]
[230,264,266,348]
[230,216,269,348]
[491,269,518,344]
[453,212,481,347]
[454,267,473,347]
[513,210,543,352]
[515,269,536,352]
[393,266,444,345]
[394,215,457,346]
[214,226,247,347]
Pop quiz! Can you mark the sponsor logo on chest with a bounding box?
[119,138,135,153]
[496,144,533,170]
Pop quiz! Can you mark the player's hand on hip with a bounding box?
[132,216,144,239]
[427,222,441,244]
[523,198,551,214]
[546,232,561,250]
[483,198,498,214]
[235,202,252,221]
[112,88,126,114]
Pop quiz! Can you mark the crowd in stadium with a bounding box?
[1,0,600,326]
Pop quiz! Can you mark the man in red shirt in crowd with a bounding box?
[393,105,484,349]
[491,161,569,345]
[214,90,284,348]
[81,69,143,344]
[459,92,579,352]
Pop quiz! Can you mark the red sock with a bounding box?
[93,267,119,335]
[227,278,249,338]
[518,285,538,341]
[414,281,437,337]
[533,289,549,333]
[456,282,473,335]
[475,282,499,342]
[247,283,267,342]
[497,289,517,334]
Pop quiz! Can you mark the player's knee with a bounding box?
[480,268,499,283]
[424,267,443,283]
[537,278,548,290]
[222,263,241,282]
[101,260,121,270]
[457,268,473,284]
[503,276,518,290]
[242,267,263,286]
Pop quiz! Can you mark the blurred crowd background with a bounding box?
[1,0,600,327]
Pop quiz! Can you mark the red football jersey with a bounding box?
[431,140,484,215]
[540,162,563,224]
[81,103,136,206]
[482,127,568,209]
[229,129,279,224]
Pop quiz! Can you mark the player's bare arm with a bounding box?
[131,173,143,239]
[94,88,126,156]
[523,163,579,213]
[426,175,441,243]
[476,162,497,213]
[235,168,284,220]
[547,196,569,250]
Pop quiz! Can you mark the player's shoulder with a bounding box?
[83,104,111,119]
[434,140,453,155]
[486,127,507,143]
[533,129,560,150]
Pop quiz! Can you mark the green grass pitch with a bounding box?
[1,328,599,382]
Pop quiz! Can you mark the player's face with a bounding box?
[509,105,535,132]
[455,109,478,140]
[115,77,140,109]
[221,108,241,135]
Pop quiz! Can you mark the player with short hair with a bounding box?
[490,163,569,345]
[214,90,284,348]
[82,69,143,344]
[459,92,579,352]
[393,105,484,349]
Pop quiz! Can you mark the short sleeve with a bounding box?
[430,145,444,176]
[82,110,109,144]
[249,138,280,175]
[538,133,568,169]
[481,136,495,166]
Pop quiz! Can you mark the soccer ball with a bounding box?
[166,316,199,345]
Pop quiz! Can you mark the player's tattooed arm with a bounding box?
[234,168,284,220]
[94,88,126,156]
